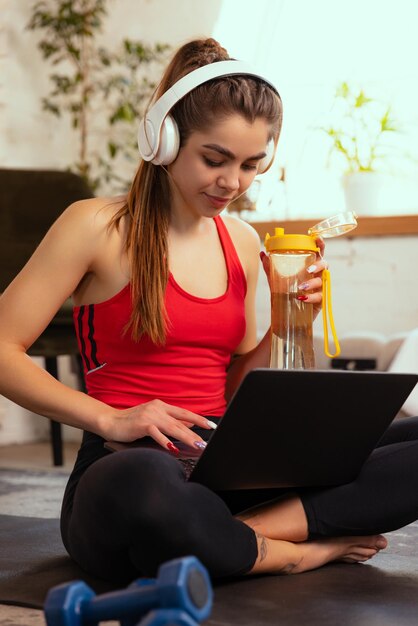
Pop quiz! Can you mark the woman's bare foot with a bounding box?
[237,493,388,575]
[248,533,388,575]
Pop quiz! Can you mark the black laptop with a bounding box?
[105,368,418,490]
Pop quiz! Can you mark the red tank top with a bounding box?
[73,216,247,416]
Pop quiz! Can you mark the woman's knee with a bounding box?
[83,448,181,488]
[378,416,418,447]
[71,449,184,524]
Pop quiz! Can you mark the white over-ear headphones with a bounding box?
[137,60,280,172]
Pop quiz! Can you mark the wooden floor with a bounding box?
[0,599,120,626]
[0,440,79,472]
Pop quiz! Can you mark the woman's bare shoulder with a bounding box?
[220,214,261,283]
[62,195,126,228]
[34,195,128,272]
[45,196,128,256]
[221,213,261,251]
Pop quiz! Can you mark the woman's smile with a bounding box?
[203,192,234,209]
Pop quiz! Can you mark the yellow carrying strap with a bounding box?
[322,269,341,358]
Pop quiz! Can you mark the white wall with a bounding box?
[0,356,82,445]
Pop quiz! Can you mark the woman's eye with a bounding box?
[203,157,223,167]
[203,157,257,171]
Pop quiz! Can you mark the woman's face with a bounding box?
[168,114,271,220]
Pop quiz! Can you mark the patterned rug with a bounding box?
[0,467,69,518]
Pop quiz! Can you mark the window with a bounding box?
[213,0,418,220]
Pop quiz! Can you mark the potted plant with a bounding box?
[27,0,169,193]
[320,82,399,214]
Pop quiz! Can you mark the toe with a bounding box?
[375,536,387,549]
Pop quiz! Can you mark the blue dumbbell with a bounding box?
[44,555,213,626]
[137,608,199,626]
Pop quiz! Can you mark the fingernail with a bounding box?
[297,295,308,301]
[376,538,387,549]
[260,251,267,261]
[298,282,309,291]
[167,442,180,455]
[206,420,217,429]
[194,441,207,450]
[307,264,317,273]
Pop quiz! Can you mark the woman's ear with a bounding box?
[257,140,275,174]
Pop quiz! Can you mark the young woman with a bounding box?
[0,38,417,582]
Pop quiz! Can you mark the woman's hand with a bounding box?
[297,237,327,320]
[260,237,327,321]
[103,400,216,455]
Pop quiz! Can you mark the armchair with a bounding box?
[0,168,94,465]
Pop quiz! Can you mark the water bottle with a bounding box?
[265,229,317,369]
[265,212,357,370]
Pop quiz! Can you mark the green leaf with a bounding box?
[42,98,61,116]
[336,82,350,99]
[110,103,135,124]
[107,141,118,158]
[355,90,372,108]
[380,107,398,132]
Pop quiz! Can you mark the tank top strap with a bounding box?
[214,215,247,295]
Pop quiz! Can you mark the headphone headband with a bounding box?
[138,59,280,165]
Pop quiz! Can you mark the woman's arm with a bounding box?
[223,218,269,401]
[0,199,211,450]
[0,199,111,431]
[224,223,327,401]
[225,330,271,402]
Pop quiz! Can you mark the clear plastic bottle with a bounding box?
[266,229,318,369]
[265,213,357,369]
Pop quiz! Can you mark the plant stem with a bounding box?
[79,32,88,178]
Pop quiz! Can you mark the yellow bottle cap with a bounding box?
[264,227,319,253]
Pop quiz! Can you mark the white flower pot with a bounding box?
[342,172,382,216]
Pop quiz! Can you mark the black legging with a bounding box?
[60,416,418,583]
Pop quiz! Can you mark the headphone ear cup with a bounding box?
[258,140,276,174]
[151,114,180,165]
[137,117,156,161]
[137,114,180,165]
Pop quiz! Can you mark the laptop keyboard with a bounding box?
[178,458,197,480]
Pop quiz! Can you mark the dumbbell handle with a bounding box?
[83,586,160,622]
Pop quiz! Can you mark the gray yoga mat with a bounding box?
[1,513,418,625]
